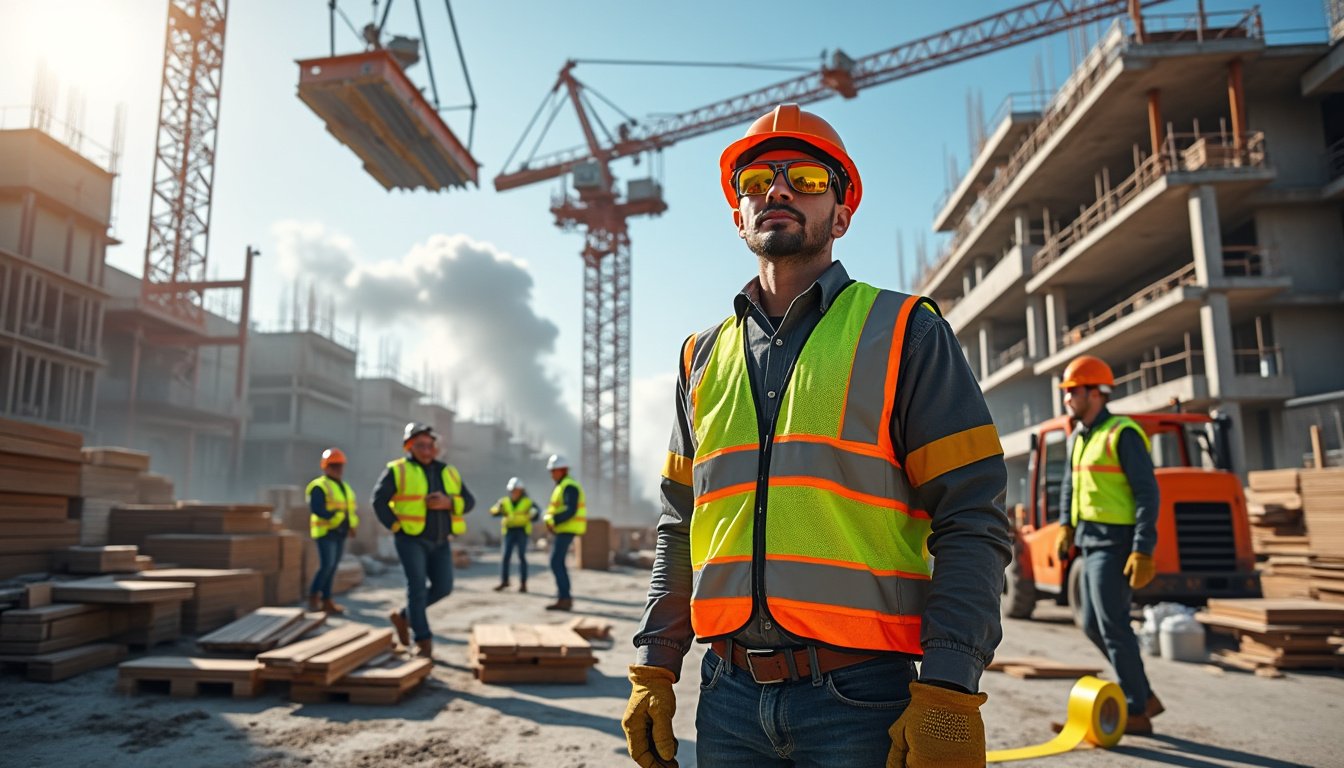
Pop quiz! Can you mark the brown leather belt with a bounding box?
[710,640,877,685]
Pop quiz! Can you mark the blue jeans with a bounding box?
[550,532,575,599]
[1079,546,1151,714]
[308,531,345,599]
[394,534,455,642]
[696,649,913,767]
[501,528,530,584]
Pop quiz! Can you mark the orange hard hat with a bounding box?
[719,104,863,213]
[1059,355,1115,391]
[320,448,347,469]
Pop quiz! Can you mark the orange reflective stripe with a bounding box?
[682,333,696,382]
[905,423,1004,487]
[694,553,753,571]
[695,481,756,506]
[693,443,755,466]
[877,295,920,462]
[391,494,424,502]
[663,451,692,486]
[690,595,752,637]
[396,514,426,522]
[764,552,931,580]
[774,433,901,466]
[767,599,922,653]
[1074,464,1124,474]
[767,476,930,519]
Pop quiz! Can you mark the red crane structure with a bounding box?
[494,0,1162,517]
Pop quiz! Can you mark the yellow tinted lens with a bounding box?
[736,165,776,196]
[787,163,830,194]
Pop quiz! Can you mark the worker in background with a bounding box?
[624,104,1010,768]
[543,454,586,611]
[490,476,539,592]
[1055,355,1163,734]
[372,422,475,659]
[306,447,358,614]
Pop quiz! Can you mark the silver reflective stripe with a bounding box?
[694,440,900,503]
[839,290,908,445]
[693,449,758,500]
[688,321,727,405]
[693,558,752,600]
[765,558,930,615]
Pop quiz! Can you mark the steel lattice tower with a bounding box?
[578,222,632,516]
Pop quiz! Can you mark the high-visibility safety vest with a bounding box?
[686,283,937,654]
[546,475,587,535]
[388,458,466,536]
[306,476,358,539]
[1070,414,1150,526]
[491,495,534,534]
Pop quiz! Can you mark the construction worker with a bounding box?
[306,447,358,614]
[543,454,586,611]
[624,104,1010,768]
[490,477,539,592]
[371,422,475,658]
[1055,355,1163,734]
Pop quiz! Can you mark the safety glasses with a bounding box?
[733,160,835,198]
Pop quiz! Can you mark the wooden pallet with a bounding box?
[290,655,433,704]
[117,657,263,697]
[197,606,307,653]
[470,623,596,684]
[290,628,396,686]
[0,643,127,681]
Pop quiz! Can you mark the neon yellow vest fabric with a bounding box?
[492,496,534,534]
[1070,414,1150,526]
[388,458,466,536]
[306,476,358,539]
[546,475,587,535]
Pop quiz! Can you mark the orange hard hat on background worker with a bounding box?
[718,103,864,213]
[1059,355,1115,391]
[320,448,346,469]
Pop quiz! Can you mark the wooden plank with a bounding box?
[1196,612,1339,635]
[1,602,101,624]
[336,656,433,687]
[0,553,52,579]
[0,434,83,463]
[267,612,326,648]
[0,643,127,682]
[257,625,369,669]
[475,663,590,685]
[197,607,305,652]
[81,447,151,471]
[117,657,263,697]
[20,582,52,609]
[1207,598,1344,626]
[0,536,80,555]
[0,417,82,449]
[52,578,194,605]
[294,628,395,686]
[471,624,518,656]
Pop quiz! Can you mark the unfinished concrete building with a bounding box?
[919,9,1344,507]
[0,124,113,433]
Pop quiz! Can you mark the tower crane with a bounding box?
[494,0,1164,518]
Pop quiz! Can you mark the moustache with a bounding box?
[756,205,805,226]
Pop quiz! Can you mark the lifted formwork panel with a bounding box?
[297,49,478,191]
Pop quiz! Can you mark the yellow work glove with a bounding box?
[1055,524,1075,559]
[623,665,679,768]
[887,681,988,768]
[1124,551,1156,589]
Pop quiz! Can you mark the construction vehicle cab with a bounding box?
[1004,411,1260,623]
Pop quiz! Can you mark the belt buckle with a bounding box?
[745,648,783,685]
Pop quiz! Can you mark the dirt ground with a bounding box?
[2,550,1341,767]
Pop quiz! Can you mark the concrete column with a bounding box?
[962,267,975,297]
[974,257,990,284]
[1188,185,1224,286]
[1045,290,1069,356]
[1212,401,1248,478]
[1026,295,1047,359]
[1013,208,1031,246]
[1200,292,1237,398]
[1050,374,1065,417]
[978,322,995,380]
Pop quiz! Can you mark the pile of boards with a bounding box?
[469,623,597,684]
[985,657,1104,679]
[120,611,431,704]
[0,419,83,579]
[1245,468,1344,602]
[78,446,174,545]
[1198,598,1344,675]
[0,578,194,681]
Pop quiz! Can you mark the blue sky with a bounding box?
[0,0,1329,501]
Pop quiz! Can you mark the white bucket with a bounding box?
[1159,614,1206,662]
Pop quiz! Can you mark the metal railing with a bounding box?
[1033,131,1268,273]
[989,339,1029,375]
[1061,263,1198,348]
[1233,346,1285,377]
[1137,8,1264,42]
[1328,137,1344,181]
[1221,245,1272,277]
[1111,346,1204,398]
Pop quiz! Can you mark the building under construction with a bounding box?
[918,8,1344,505]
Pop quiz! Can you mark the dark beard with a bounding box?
[744,204,833,262]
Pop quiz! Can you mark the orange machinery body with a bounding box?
[296,49,479,191]
[1017,412,1259,605]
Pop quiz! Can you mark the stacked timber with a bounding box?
[0,603,116,655]
[141,534,280,572]
[1247,469,1311,597]
[196,607,325,653]
[271,531,305,606]
[77,447,174,546]
[117,657,264,697]
[134,569,265,634]
[985,657,1104,679]
[52,578,195,648]
[289,652,432,705]
[469,623,597,684]
[0,418,82,578]
[52,545,146,575]
[258,626,395,686]
[1300,469,1344,558]
[1199,598,1344,673]
[579,517,611,570]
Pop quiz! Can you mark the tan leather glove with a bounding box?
[887,681,988,768]
[1055,524,1075,559]
[623,665,679,767]
[1123,551,1156,589]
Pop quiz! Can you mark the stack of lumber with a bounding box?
[986,657,1104,679]
[136,473,175,504]
[1199,598,1344,673]
[51,578,195,648]
[269,531,305,606]
[0,603,116,655]
[135,569,265,634]
[108,503,274,548]
[0,418,83,578]
[117,657,264,697]
[258,625,394,685]
[1300,469,1344,558]
[196,606,325,653]
[1259,555,1314,599]
[1310,557,1344,604]
[469,623,597,684]
[77,447,173,546]
[52,545,146,575]
[0,643,127,682]
[140,534,280,572]
[1246,469,1308,558]
[579,517,611,570]
[332,557,365,595]
[289,652,432,704]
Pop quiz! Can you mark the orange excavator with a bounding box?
[1005,410,1260,624]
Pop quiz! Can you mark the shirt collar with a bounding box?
[732,260,851,324]
[1081,407,1113,434]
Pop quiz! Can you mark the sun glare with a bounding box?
[7,0,150,102]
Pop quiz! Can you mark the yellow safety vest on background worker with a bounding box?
[546,476,587,535]
[1070,414,1150,526]
[388,458,466,536]
[687,283,939,654]
[306,476,359,539]
[492,496,534,535]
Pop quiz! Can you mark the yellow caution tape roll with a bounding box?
[986,676,1126,763]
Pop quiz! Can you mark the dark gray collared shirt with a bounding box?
[633,260,1011,693]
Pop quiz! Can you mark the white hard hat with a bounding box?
[546,453,569,470]
[506,477,523,491]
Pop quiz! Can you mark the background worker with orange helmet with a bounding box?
[306,447,358,614]
[624,104,1010,768]
[1055,355,1164,733]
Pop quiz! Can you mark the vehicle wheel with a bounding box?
[1003,541,1036,619]
[1067,557,1086,628]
